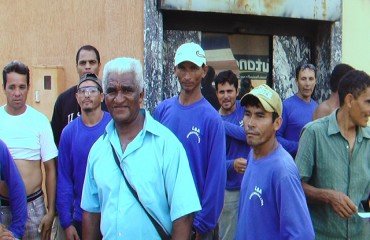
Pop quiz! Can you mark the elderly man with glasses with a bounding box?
[56,73,111,240]
[277,63,318,157]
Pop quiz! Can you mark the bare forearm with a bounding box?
[82,211,102,240]
[44,160,56,214]
[172,214,194,240]
[301,181,331,204]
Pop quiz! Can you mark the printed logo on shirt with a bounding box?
[239,119,244,127]
[249,186,264,206]
[67,112,80,124]
[186,126,201,143]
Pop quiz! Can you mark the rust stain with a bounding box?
[236,0,245,8]
[263,0,284,15]
[322,0,327,18]
[264,0,284,11]
[160,0,339,21]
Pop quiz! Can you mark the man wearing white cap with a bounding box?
[235,84,314,240]
[155,42,226,239]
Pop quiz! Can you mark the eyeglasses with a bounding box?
[77,86,100,96]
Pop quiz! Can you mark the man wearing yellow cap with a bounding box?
[235,84,314,240]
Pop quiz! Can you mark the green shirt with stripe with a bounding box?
[296,110,370,240]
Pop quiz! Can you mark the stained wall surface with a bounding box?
[0,0,144,116]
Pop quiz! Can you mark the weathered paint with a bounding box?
[159,0,341,21]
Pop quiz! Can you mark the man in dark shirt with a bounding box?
[51,45,107,146]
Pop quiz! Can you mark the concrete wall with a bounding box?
[0,0,144,110]
[342,0,370,73]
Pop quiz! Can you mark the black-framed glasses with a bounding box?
[77,86,100,96]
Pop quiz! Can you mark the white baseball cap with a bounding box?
[174,42,206,67]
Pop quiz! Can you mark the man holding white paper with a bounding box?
[296,69,370,239]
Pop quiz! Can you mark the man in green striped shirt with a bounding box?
[296,69,370,239]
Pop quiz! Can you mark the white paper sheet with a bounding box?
[358,212,370,218]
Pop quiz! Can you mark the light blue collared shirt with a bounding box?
[81,110,201,239]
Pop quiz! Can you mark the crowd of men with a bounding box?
[0,42,370,240]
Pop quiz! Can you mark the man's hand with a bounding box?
[38,211,55,240]
[0,224,15,240]
[233,157,247,174]
[65,225,80,240]
[194,231,202,240]
[328,190,357,218]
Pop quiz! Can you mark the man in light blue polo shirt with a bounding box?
[81,57,201,239]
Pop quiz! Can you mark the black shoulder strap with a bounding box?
[110,144,171,240]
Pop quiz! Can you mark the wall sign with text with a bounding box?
[234,55,269,80]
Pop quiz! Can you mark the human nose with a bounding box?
[245,115,255,127]
[113,90,125,102]
[83,90,91,97]
[14,87,21,96]
[182,70,192,79]
[84,62,92,70]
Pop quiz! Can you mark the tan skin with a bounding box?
[0,224,14,240]
[243,103,282,160]
[62,82,104,240]
[302,87,370,218]
[76,50,101,78]
[175,61,208,106]
[216,82,247,173]
[82,72,193,240]
[296,68,316,103]
[313,91,339,120]
[0,72,56,240]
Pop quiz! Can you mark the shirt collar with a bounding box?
[103,109,161,139]
[327,109,370,141]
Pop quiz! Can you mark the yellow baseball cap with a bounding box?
[240,84,282,116]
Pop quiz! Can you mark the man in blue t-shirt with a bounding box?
[57,73,111,239]
[277,63,318,157]
[236,84,314,240]
[155,42,226,239]
[0,140,27,239]
[214,70,249,240]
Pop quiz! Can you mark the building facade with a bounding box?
[0,0,368,117]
